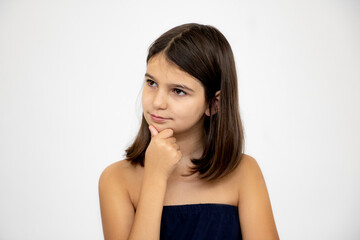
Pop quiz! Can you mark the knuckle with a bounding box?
[165,129,173,135]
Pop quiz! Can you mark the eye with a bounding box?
[174,88,186,96]
[146,79,157,87]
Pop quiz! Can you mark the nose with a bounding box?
[153,89,168,109]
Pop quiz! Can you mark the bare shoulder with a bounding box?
[235,154,264,186]
[98,160,134,190]
[98,159,141,212]
[237,153,260,170]
[100,159,134,175]
[98,160,138,239]
[235,153,271,204]
[236,154,262,179]
[235,154,280,239]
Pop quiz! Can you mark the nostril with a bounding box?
[153,93,168,109]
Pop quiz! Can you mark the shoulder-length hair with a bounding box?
[125,23,245,181]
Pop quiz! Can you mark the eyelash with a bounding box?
[146,79,187,96]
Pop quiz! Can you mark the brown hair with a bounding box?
[125,23,245,181]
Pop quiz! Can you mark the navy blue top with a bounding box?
[160,203,242,240]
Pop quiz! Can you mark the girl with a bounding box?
[99,23,279,240]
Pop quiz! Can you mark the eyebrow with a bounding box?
[145,73,195,93]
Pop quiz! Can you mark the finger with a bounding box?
[149,125,159,137]
[176,150,182,159]
[166,137,176,144]
[157,128,174,139]
[171,143,180,150]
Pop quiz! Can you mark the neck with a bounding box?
[170,125,205,181]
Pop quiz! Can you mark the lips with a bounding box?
[150,113,170,122]
[151,114,168,119]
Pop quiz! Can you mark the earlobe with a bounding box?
[205,91,220,116]
[205,107,211,116]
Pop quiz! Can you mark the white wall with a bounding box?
[0,0,359,239]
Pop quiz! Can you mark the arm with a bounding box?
[127,171,168,239]
[98,162,168,240]
[98,162,135,240]
[237,155,279,240]
[99,127,181,240]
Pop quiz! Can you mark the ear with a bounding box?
[205,91,220,116]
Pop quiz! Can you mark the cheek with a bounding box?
[173,100,206,120]
[141,91,151,108]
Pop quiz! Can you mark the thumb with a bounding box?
[149,125,159,137]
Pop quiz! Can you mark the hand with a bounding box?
[144,125,182,180]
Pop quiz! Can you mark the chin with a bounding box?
[150,124,177,134]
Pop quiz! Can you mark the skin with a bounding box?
[98,53,279,239]
[141,53,218,178]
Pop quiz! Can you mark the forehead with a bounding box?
[146,54,203,89]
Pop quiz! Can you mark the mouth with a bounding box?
[150,114,170,123]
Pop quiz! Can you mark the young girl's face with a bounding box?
[142,53,208,135]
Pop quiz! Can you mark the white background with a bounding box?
[1,0,359,239]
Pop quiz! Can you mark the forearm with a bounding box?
[127,172,167,240]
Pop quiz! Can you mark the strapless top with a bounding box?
[160,203,241,239]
